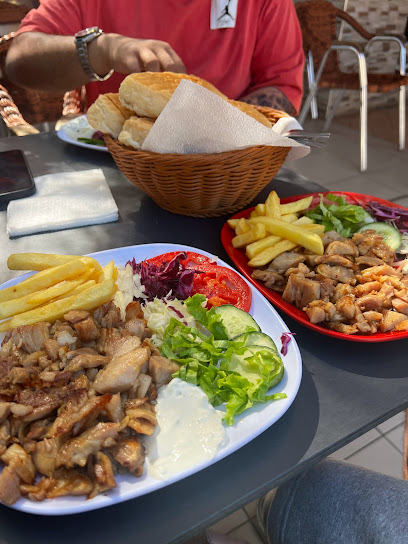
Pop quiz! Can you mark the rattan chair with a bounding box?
[295,0,408,171]
[0,32,84,136]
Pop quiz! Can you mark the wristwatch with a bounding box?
[74,27,114,82]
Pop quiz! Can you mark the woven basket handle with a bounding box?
[0,84,39,135]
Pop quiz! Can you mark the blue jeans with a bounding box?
[267,458,408,544]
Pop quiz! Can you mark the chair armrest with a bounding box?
[332,40,365,53]
[335,10,374,41]
[0,84,39,135]
[365,35,406,74]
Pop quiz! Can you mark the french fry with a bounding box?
[249,216,324,255]
[232,224,266,249]
[254,203,265,216]
[235,218,251,236]
[281,213,298,223]
[248,240,297,267]
[0,277,90,320]
[0,279,116,332]
[265,191,281,219]
[55,280,96,300]
[227,218,240,229]
[279,195,313,216]
[303,224,325,235]
[7,253,103,283]
[245,235,282,260]
[0,259,89,304]
[102,260,118,281]
[293,215,314,226]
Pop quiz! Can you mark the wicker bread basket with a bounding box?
[105,106,290,218]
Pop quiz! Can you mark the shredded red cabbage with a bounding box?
[280,332,295,355]
[366,201,408,233]
[126,252,197,302]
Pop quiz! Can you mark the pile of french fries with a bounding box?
[0,253,118,333]
[228,191,325,267]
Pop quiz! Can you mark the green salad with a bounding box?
[305,193,374,238]
[155,294,286,425]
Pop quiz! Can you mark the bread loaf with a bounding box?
[118,71,228,118]
[87,93,134,138]
[118,116,155,150]
[227,100,272,128]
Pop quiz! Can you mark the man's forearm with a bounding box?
[240,86,296,116]
[5,32,110,93]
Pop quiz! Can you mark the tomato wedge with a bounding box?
[146,251,252,312]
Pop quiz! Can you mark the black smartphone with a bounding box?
[0,149,36,202]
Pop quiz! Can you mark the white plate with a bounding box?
[56,115,109,152]
[0,243,302,516]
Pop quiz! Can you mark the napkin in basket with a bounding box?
[7,168,118,238]
[142,79,309,161]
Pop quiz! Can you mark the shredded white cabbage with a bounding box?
[114,264,147,320]
[142,297,197,347]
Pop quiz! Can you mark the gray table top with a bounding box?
[0,133,407,544]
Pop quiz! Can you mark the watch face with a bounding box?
[75,27,100,38]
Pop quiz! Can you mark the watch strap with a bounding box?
[75,27,114,82]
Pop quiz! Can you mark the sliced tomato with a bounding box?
[147,251,215,268]
[146,251,252,312]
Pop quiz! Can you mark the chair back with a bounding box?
[295,0,341,79]
[0,1,29,24]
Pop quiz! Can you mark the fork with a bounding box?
[283,131,331,149]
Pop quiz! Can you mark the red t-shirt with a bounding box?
[18,0,304,112]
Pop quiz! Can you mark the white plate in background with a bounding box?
[56,115,108,152]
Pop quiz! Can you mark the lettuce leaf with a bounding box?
[305,193,373,238]
[163,296,286,425]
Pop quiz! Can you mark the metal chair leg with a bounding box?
[323,89,345,132]
[358,53,368,172]
[399,85,406,150]
[306,51,318,119]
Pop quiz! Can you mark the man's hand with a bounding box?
[90,34,186,77]
[240,86,296,116]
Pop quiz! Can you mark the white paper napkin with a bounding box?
[7,168,118,238]
[142,79,309,162]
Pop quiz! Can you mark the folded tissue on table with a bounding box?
[7,168,118,238]
[142,79,309,161]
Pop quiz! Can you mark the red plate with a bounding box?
[221,191,408,343]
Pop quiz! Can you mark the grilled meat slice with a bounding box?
[110,436,145,476]
[148,355,179,389]
[321,231,346,246]
[11,323,50,354]
[269,252,305,273]
[73,317,100,342]
[0,466,21,505]
[93,347,150,394]
[315,264,355,284]
[56,422,121,468]
[65,353,110,373]
[1,444,35,484]
[252,269,285,290]
[89,452,117,498]
[282,275,320,309]
[380,310,408,332]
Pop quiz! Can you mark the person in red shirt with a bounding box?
[5,0,304,115]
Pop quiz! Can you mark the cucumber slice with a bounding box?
[213,304,260,340]
[356,222,402,250]
[233,331,278,353]
[226,345,284,389]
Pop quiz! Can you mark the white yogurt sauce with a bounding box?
[144,378,228,480]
